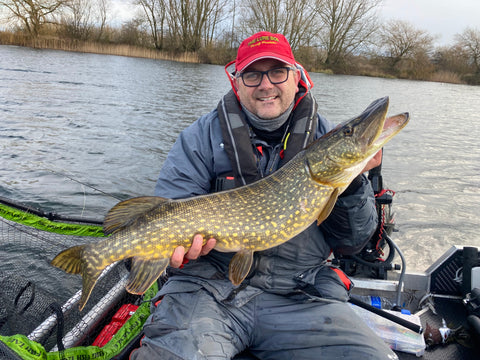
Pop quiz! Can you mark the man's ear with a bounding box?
[233,76,240,91]
[294,68,301,85]
[294,69,301,93]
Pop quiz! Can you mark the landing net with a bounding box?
[0,197,154,360]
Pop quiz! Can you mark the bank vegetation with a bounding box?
[1,0,479,85]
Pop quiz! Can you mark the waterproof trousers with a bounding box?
[130,286,398,360]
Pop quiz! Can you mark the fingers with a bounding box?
[170,245,186,268]
[185,234,204,260]
[201,237,217,255]
[170,234,217,268]
[372,149,383,167]
[363,149,383,173]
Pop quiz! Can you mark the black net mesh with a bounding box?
[0,340,22,360]
[0,199,135,353]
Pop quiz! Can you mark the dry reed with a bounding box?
[430,71,463,84]
[0,32,200,63]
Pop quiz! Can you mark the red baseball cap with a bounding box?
[234,31,296,73]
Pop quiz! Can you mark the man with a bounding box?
[131,32,397,360]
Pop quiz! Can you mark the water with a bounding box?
[1,45,479,275]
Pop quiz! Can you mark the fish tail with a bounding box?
[51,245,103,311]
[51,245,85,274]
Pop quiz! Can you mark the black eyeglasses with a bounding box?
[237,67,295,87]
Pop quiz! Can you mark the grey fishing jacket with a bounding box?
[154,104,377,304]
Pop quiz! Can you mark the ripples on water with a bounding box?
[0,46,230,217]
[1,45,479,273]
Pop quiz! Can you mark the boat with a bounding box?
[0,165,479,359]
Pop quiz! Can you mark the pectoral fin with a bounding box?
[228,249,254,286]
[126,257,170,294]
[317,188,340,225]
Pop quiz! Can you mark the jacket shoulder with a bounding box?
[154,109,229,198]
[315,113,335,138]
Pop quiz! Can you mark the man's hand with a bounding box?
[170,234,217,268]
[362,149,382,173]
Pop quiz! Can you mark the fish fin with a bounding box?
[104,196,170,235]
[126,257,170,295]
[228,250,254,286]
[51,245,85,274]
[317,188,340,225]
[79,265,104,311]
[51,245,103,311]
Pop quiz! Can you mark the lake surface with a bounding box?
[1,45,479,276]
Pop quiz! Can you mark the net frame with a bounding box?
[0,197,153,359]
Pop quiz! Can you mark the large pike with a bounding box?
[52,97,409,310]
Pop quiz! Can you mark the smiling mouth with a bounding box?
[258,96,277,102]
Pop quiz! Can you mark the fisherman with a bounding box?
[131,31,398,360]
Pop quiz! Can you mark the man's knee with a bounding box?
[137,288,248,359]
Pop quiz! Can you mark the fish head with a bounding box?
[306,97,409,189]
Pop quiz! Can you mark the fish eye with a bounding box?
[343,126,354,136]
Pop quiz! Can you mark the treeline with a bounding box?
[1,0,479,85]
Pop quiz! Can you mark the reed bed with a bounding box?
[0,32,200,63]
[429,71,463,84]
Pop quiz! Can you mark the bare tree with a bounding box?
[0,0,67,37]
[202,0,229,46]
[59,0,111,41]
[433,45,471,76]
[378,19,435,74]
[119,17,148,45]
[135,0,166,49]
[95,0,110,41]
[238,0,320,50]
[315,0,381,67]
[454,27,480,74]
[61,0,95,39]
[165,0,228,52]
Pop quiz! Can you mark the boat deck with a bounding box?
[398,297,480,360]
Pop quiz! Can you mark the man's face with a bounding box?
[234,59,300,120]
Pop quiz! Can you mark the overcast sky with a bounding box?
[112,0,479,47]
[380,0,479,45]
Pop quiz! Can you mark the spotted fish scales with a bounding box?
[51,97,409,310]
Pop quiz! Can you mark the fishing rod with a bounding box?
[0,168,123,225]
[0,196,103,225]
[46,169,123,201]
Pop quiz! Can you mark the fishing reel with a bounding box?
[335,162,400,279]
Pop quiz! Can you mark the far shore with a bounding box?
[0,33,200,64]
[1,32,473,85]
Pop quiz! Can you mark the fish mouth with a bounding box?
[305,97,409,187]
[374,112,410,147]
[356,97,409,153]
[357,97,390,147]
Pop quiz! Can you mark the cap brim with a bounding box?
[236,53,294,73]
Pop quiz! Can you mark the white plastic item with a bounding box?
[350,304,426,357]
[472,267,480,290]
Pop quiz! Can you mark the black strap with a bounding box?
[14,281,35,315]
[218,90,260,187]
[47,302,65,351]
[279,91,318,166]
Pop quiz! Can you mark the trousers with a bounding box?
[130,284,398,360]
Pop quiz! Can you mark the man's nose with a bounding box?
[258,72,274,89]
